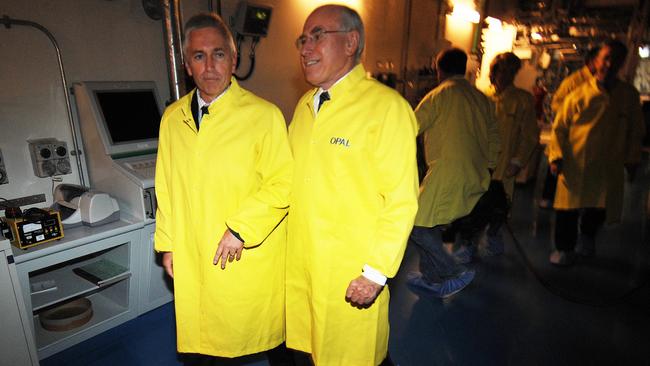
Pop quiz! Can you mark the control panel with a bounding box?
[27,138,72,177]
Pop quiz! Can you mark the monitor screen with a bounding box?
[95,90,161,144]
[78,81,163,157]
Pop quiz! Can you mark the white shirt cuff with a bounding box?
[362,264,387,286]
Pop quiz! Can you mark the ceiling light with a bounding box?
[450,4,480,24]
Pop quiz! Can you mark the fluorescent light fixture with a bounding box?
[639,45,650,59]
[513,47,532,59]
[484,16,501,27]
[531,32,543,41]
[450,4,480,24]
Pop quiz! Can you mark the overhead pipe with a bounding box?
[399,0,413,96]
[209,0,223,15]
[0,15,87,188]
[161,0,186,102]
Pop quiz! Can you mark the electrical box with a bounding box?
[0,148,8,184]
[233,1,273,37]
[27,138,72,178]
[2,209,64,249]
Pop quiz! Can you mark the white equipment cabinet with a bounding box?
[11,219,143,359]
[73,81,173,315]
[0,238,39,365]
[137,222,172,314]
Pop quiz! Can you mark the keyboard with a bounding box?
[126,159,156,179]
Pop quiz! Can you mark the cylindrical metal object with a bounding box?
[161,0,185,102]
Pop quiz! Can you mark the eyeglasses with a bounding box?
[295,28,350,50]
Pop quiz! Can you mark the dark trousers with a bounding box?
[288,350,393,366]
[541,166,558,202]
[554,208,606,251]
[410,226,464,283]
[183,343,296,366]
[442,180,509,243]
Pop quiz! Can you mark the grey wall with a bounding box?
[0,0,439,206]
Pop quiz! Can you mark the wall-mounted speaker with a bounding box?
[27,138,72,178]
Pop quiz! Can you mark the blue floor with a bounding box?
[42,155,650,366]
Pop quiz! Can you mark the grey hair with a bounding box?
[182,13,236,58]
[315,5,365,61]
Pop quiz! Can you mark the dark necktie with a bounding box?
[318,91,330,111]
[200,105,209,122]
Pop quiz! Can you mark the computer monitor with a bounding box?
[80,81,163,158]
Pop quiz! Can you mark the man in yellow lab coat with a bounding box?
[484,52,539,255]
[550,47,600,115]
[406,48,500,297]
[540,47,599,207]
[154,13,293,363]
[548,40,645,265]
[286,5,419,366]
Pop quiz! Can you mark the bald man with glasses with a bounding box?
[286,5,419,366]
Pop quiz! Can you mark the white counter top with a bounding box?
[11,216,143,264]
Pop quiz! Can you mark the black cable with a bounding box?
[207,0,222,15]
[505,222,650,308]
[234,37,259,81]
[235,34,244,69]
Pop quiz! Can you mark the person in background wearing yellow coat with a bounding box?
[540,47,599,208]
[406,48,500,297]
[548,39,645,266]
[286,5,419,366]
[154,13,294,365]
[483,52,539,256]
[550,47,600,115]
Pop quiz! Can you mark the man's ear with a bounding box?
[344,30,360,57]
[231,53,237,73]
[185,62,193,77]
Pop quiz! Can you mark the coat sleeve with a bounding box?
[366,98,419,278]
[414,90,437,136]
[548,93,576,163]
[551,78,572,115]
[514,93,540,166]
[225,107,293,247]
[154,111,173,252]
[486,99,501,170]
[624,88,646,165]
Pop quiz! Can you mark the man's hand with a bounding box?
[549,159,563,176]
[505,163,521,178]
[346,275,383,307]
[213,229,244,270]
[162,252,173,278]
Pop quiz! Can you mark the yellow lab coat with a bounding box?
[414,76,500,228]
[154,79,293,357]
[548,76,644,222]
[286,64,419,366]
[487,85,539,198]
[551,66,593,114]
